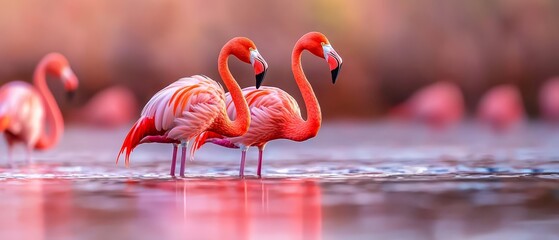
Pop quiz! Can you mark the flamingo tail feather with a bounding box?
[117,117,161,167]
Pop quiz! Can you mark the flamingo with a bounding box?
[192,32,343,177]
[389,81,464,129]
[477,84,525,132]
[539,78,559,123]
[117,37,268,177]
[0,53,79,160]
[71,86,139,128]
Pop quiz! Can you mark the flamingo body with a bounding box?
[0,82,45,148]
[390,81,464,129]
[117,37,268,177]
[193,32,343,177]
[477,84,525,132]
[119,75,225,162]
[73,86,138,128]
[539,78,559,122]
[223,87,301,147]
[0,53,78,159]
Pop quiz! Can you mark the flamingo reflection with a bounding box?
[136,179,322,240]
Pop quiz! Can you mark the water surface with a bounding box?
[0,122,558,239]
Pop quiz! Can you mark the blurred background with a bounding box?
[1,0,559,120]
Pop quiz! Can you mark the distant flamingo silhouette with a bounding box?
[192,32,342,177]
[539,78,559,123]
[477,84,525,132]
[0,53,78,160]
[71,86,138,128]
[390,81,464,129]
[117,37,268,177]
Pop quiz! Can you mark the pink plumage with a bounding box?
[193,32,343,177]
[0,53,78,160]
[117,37,268,177]
[539,78,559,122]
[477,84,525,132]
[72,86,139,128]
[390,81,464,129]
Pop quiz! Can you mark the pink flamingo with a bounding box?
[390,81,464,129]
[71,86,139,128]
[192,32,343,177]
[0,53,78,160]
[477,84,525,132]
[117,37,268,177]
[539,78,559,123]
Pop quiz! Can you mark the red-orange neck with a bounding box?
[213,44,250,137]
[285,40,322,141]
[34,57,64,149]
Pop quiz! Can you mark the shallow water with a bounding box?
[0,122,558,239]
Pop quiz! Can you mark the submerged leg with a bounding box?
[239,146,248,178]
[170,144,178,176]
[257,147,264,178]
[179,141,188,177]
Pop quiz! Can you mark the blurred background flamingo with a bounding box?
[1,1,559,121]
[0,53,78,160]
[117,37,268,177]
[477,84,525,133]
[70,86,138,128]
[389,81,465,130]
[193,32,342,177]
[539,77,559,124]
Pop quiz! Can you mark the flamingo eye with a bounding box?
[249,48,260,65]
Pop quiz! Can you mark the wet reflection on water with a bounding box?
[0,123,559,239]
[0,178,322,240]
[0,177,558,239]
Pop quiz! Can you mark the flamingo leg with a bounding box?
[239,147,248,178]
[170,144,178,176]
[179,141,188,177]
[257,148,264,178]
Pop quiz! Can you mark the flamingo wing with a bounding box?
[0,81,45,146]
[192,86,301,157]
[118,75,225,165]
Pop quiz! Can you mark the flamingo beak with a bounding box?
[61,67,78,100]
[66,90,75,100]
[323,44,343,84]
[250,49,268,89]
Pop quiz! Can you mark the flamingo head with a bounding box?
[227,37,269,89]
[322,42,343,84]
[43,53,79,98]
[300,32,343,84]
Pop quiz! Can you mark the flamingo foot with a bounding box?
[170,144,178,177]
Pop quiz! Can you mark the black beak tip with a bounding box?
[66,91,75,100]
[255,71,267,89]
[331,65,341,84]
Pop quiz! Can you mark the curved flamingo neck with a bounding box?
[34,59,64,149]
[214,45,250,137]
[286,42,322,141]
